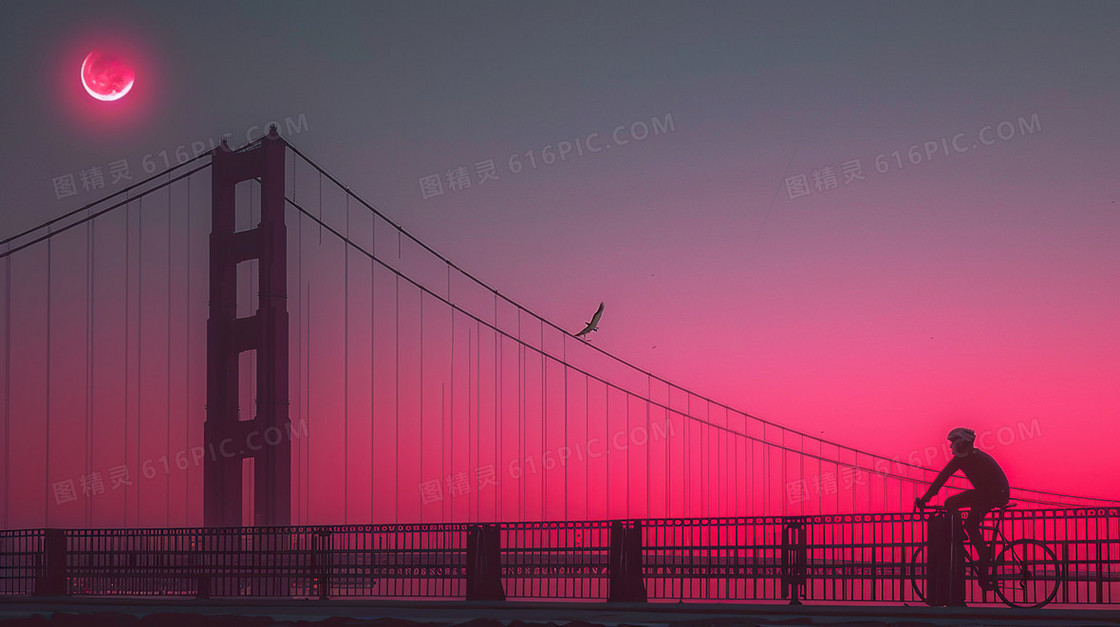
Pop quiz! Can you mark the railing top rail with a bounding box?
[8,505,1117,536]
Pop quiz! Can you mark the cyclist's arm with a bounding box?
[920,457,961,502]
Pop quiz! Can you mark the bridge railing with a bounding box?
[500,520,613,600]
[1,508,1117,605]
[57,524,472,599]
[0,529,42,595]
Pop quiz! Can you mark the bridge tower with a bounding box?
[204,128,290,527]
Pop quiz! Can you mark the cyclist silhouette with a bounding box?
[915,427,1010,590]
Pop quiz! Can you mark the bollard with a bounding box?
[34,529,68,596]
[608,520,647,602]
[465,524,506,601]
[926,510,966,606]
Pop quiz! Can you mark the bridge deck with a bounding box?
[3,598,1120,627]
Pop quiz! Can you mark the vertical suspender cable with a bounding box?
[137,197,143,524]
[731,412,737,517]
[295,167,303,524]
[2,243,8,527]
[292,159,299,523]
[344,192,349,524]
[625,388,630,519]
[604,385,609,519]
[419,291,424,522]
[666,390,671,519]
[376,208,380,521]
[646,375,650,518]
[44,234,51,527]
[86,211,95,527]
[2,244,9,528]
[723,407,728,517]
[518,314,523,521]
[124,196,130,526]
[442,326,449,523]
[167,176,173,526]
[540,322,545,519]
[701,400,705,516]
[394,271,400,524]
[303,170,312,521]
[306,283,312,522]
[475,320,480,521]
[781,430,787,517]
[766,426,771,516]
[443,266,448,521]
[494,294,499,522]
[185,175,191,523]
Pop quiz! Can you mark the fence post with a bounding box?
[314,529,331,600]
[34,529,68,596]
[466,524,505,601]
[608,520,646,602]
[781,518,806,605]
[869,529,878,602]
[193,533,211,600]
[1094,542,1103,604]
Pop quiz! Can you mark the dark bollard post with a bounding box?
[35,529,68,596]
[926,510,966,606]
[781,519,807,605]
[465,524,506,601]
[949,515,965,605]
[926,511,947,606]
[607,520,647,603]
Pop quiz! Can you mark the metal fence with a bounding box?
[0,529,42,595]
[1,508,1116,605]
[60,524,471,599]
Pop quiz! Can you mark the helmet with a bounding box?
[947,427,976,443]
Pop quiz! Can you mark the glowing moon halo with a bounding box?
[81,51,135,101]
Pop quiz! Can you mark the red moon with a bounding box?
[81,51,135,101]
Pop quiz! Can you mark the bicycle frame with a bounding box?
[913,502,1062,608]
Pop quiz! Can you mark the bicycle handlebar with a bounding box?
[914,500,948,512]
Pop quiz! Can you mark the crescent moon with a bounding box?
[81,51,135,102]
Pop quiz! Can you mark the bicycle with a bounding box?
[910,502,1062,608]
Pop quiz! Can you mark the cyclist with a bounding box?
[915,427,1010,590]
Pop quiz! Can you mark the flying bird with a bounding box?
[574,302,605,339]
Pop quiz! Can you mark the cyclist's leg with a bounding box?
[945,490,996,588]
[967,502,997,587]
[944,490,988,550]
[977,490,1011,590]
[943,489,977,513]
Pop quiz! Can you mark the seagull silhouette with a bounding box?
[574,302,604,339]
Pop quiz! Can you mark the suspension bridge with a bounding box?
[0,129,1116,607]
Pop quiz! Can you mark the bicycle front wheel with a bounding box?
[992,539,1061,608]
[909,545,929,605]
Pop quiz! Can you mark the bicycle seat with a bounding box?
[1001,501,1018,509]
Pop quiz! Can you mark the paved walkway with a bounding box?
[1,598,1119,626]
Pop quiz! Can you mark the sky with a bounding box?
[0,0,1117,523]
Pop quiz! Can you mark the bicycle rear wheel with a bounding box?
[992,539,1060,608]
